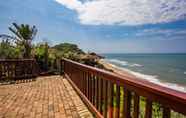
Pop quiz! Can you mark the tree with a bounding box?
[53,43,85,55]
[0,39,20,59]
[0,23,37,58]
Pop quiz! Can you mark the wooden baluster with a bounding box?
[81,71,84,92]
[145,99,152,118]
[83,72,86,95]
[96,76,99,109]
[87,73,90,100]
[7,62,10,79]
[90,74,93,103]
[88,73,91,101]
[101,79,104,114]
[82,72,84,94]
[86,72,88,97]
[103,80,108,118]
[92,75,95,105]
[123,89,131,118]
[1,63,5,79]
[94,76,97,108]
[108,82,114,118]
[80,71,83,92]
[98,78,102,112]
[8,62,10,79]
[9,62,11,79]
[115,85,120,118]
[71,65,74,81]
[163,106,170,118]
[133,93,139,118]
[6,62,8,79]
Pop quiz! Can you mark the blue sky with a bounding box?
[0,0,186,53]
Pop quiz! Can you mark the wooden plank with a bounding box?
[99,78,103,114]
[133,93,139,118]
[92,75,95,105]
[103,80,108,118]
[145,99,152,118]
[89,74,93,103]
[96,76,99,109]
[86,73,88,98]
[83,72,86,95]
[87,73,90,100]
[108,82,114,118]
[123,89,131,118]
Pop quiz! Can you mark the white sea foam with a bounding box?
[106,61,186,93]
[130,63,143,67]
[107,59,128,66]
[107,59,143,67]
[184,72,186,75]
[130,71,186,92]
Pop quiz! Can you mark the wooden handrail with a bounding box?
[0,59,39,80]
[61,58,186,118]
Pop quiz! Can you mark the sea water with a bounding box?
[102,53,186,92]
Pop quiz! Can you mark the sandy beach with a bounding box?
[99,59,136,78]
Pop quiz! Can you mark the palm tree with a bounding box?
[0,23,37,58]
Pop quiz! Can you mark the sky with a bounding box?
[0,0,186,53]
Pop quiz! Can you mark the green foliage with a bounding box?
[9,23,37,58]
[34,43,49,70]
[53,43,84,55]
[34,44,46,59]
[0,40,21,59]
[53,43,85,61]
[0,23,37,58]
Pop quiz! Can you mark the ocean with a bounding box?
[102,53,186,92]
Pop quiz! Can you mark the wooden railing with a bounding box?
[0,59,39,80]
[61,58,186,118]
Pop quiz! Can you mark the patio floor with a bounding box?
[0,75,93,118]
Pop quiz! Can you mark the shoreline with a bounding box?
[99,59,186,93]
[99,59,136,78]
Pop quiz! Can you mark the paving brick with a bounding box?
[0,75,93,118]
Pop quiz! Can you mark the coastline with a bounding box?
[99,59,186,93]
[99,59,136,78]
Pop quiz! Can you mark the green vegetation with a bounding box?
[0,39,21,59]
[0,23,37,58]
[53,43,84,55]
[0,23,104,72]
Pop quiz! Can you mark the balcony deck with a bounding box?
[0,75,93,118]
[1,59,186,118]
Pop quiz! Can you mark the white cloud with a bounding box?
[55,0,83,10]
[135,29,186,37]
[55,0,186,25]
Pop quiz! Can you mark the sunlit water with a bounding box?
[102,53,186,92]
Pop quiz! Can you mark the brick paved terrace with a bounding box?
[0,75,93,118]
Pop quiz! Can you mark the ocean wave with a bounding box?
[107,59,143,67]
[108,62,186,93]
[131,71,186,92]
[184,72,186,75]
[107,59,128,66]
[130,63,143,67]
